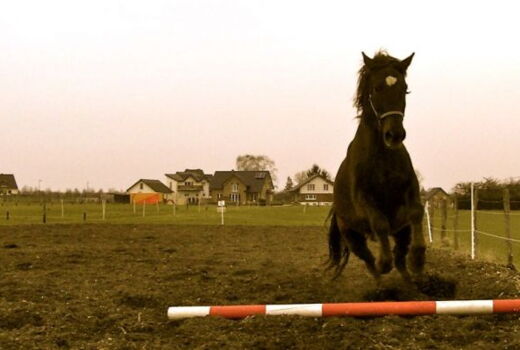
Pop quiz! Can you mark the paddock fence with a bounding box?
[424,184,520,269]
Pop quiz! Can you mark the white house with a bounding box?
[165,169,213,205]
[0,174,19,195]
[126,179,173,204]
[289,174,334,206]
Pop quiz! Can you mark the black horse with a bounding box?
[328,51,425,283]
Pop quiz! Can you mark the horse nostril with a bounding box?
[385,131,393,142]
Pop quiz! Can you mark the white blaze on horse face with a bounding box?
[385,76,397,87]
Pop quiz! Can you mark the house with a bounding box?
[165,169,213,205]
[0,174,18,195]
[423,187,451,208]
[289,174,334,206]
[210,170,274,205]
[126,179,173,204]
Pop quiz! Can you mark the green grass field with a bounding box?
[1,202,519,266]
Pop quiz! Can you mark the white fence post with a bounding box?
[425,201,433,243]
[102,199,106,220]
[471,182,475,260]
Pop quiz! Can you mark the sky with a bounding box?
[2,0,520,192]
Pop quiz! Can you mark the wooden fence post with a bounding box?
[453,196,459,250]
[102,199,106,220]
[43,203,47,224]
[61,199,64,218]
[83,211,87,222]
[471,183,478,259]
[441,199,448,246]
[503,189,514,268]
[143,201,146,217]
[6,211,9,221]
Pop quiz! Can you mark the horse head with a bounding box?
[357,51,414,149]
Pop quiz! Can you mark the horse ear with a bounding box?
[399,53,415,71]
[362,52,373,68]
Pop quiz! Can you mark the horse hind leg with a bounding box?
[393,225,412,283]
[344,229,380,281]
[408,207,426,275]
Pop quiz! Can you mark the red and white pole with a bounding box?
[167,299,520,320]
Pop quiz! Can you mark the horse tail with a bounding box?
[326,210,350,279]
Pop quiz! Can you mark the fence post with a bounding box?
[156,201,159,213]
[142,201,146,217]
[61,199,64,218]
[83,211,87,222]
[425,201,433,243]
[503,189,514,268]
[453,196,459,250]
[102,199,106,220]
[6,211,9,221]
[43,203,47,224]
[471,183,478,260]
[441,199,448,246]
[133,200,136,215]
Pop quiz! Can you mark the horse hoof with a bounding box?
[376,259,393,275]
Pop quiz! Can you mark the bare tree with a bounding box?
[236,154,278,185]
[295,164,332,184]
[284,177,294,191]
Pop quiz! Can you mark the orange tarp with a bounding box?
[131,193,161,204]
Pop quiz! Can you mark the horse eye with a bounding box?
[406,90,411,94]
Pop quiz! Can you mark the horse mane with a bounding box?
[354,50,406,115]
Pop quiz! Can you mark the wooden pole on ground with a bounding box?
[142,201,146,217]
[453,196,459,250]
[133,200,136,215]
[61,199,64,218]
[102,199,106,220]
[6,211,9,221]
[503,189,514,268]
[43,203,47,224]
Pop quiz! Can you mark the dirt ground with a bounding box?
[0,224,519,349]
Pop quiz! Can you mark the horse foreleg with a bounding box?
[408,207,426,275]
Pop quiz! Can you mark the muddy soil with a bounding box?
[0,224,519,349]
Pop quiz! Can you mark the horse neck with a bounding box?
[356,109,384,148]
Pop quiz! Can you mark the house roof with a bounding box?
[210,171,273,193]
[126,179,173,193]
[424,187,449,200]
[289,174,334,192]
[0,174,18,189]
[165,169,212,183]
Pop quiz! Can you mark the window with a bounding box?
[323,184,329,191]
[185,181,193,186]
[307,184,315,191]
[305,194,316,200]
[139,183,144,190]
[217,193,222,199]
[232,183,238,193]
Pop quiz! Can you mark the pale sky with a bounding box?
[2,1,520,192]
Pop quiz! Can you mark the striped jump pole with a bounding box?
[168,299,520,320]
